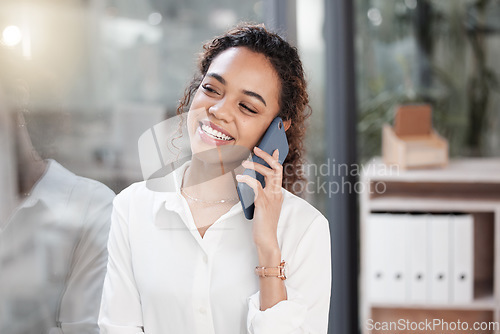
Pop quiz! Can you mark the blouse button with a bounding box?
[203,254,208,263]
[198,306,207,314]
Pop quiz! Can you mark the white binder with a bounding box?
[428,214,451,303]
[451,214,474,303]
[366,213,391,302]
[407,214,428,303]
[385,214,408,303]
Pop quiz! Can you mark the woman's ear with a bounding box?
[283,119,292,131]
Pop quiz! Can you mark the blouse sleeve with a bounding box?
[246,215,332,334]
[50,182,114,334]
[98,192,145,334]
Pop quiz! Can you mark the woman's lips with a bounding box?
[199,120,234,138]
[205,121,233,138]
[197,121,235,146]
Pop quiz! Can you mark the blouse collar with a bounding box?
[150,160,243,220]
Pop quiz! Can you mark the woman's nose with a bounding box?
[208,99,233,122]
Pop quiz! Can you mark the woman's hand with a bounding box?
[236,147,284,253]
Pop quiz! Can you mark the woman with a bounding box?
[98,24,331,334]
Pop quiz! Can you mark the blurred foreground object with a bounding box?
[0,57,115,334]
[382,104,448,169]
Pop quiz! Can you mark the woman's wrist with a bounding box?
[256,242,281,267]
[256,243,287,311]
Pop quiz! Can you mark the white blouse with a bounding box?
[98,162,331,334]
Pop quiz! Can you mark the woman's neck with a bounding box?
[182,157,244,202]
[17,157,47,197]
[15,124,48,196]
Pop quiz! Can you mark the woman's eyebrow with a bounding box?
[207,72,226,85]
[242,90,267,106]
[207,72,267,106]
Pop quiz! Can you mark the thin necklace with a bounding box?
[180,169,239,205]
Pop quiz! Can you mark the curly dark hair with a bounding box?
[177,23,311,196]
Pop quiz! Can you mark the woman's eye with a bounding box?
[202,84,219,95]
[239,103,257,114]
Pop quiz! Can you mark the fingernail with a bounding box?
[236,174,243,180]
[254,146,261,151]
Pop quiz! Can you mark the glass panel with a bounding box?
[297,0,327,213]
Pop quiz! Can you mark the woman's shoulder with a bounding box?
[114,168,181,204]
[281,188,325,218]
[113,180,155,208]
[278,188,330,254]
[279,188,329,230]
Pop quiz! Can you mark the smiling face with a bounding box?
[187,47,281,164]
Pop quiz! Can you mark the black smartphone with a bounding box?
[236,117,289,220]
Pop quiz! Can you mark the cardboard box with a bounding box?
[382,104,448,169]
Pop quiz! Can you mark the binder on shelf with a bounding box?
[366,213,391,303]
[451,214,474,303]
[407,214,428,303]
[428,214,451,304]
[385,214,408,303]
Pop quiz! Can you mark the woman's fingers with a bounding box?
[245,148,282,178]
[256,148,282,192]
[241,150,283,191]
[253,147,283,173]
[240,148,283,196]
[241,160,273,178]
[236,174,263,200]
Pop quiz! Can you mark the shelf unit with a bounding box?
[360,157,500,334]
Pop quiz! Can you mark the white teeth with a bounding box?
[201,124,233,141]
